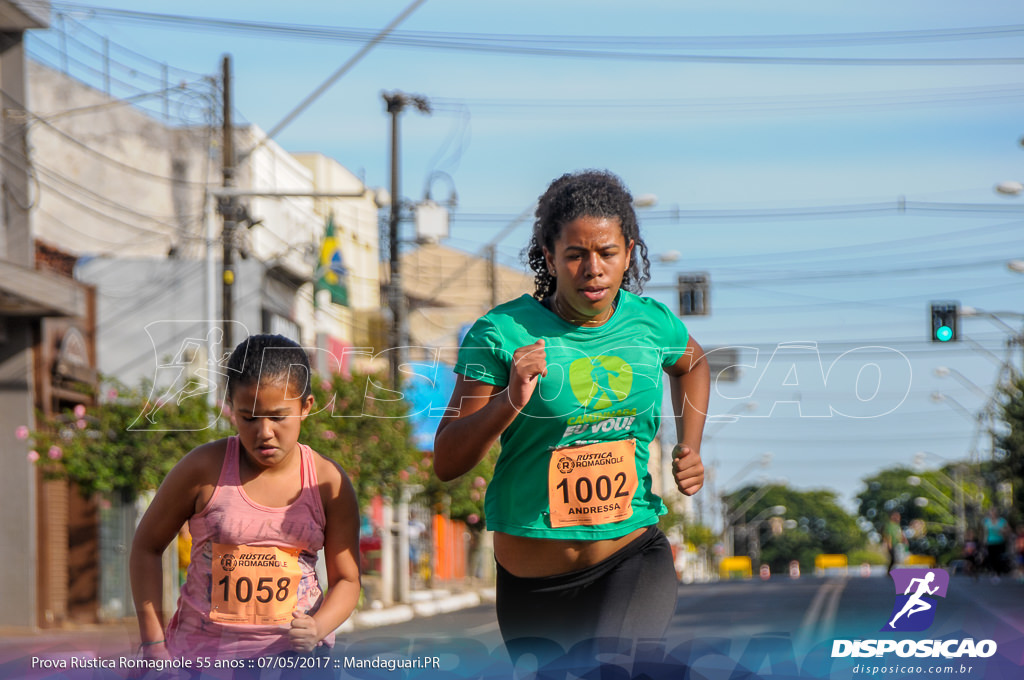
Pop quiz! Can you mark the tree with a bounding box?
[993,373,1024,521]
[856,464,983,563]
[301,372,423,509]
[28,370,426,512]
[725,483,864,573]
[417,445,498,530]
[28,378,233,501]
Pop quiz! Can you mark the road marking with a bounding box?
[797,578,848,650]
[466,621,500,636]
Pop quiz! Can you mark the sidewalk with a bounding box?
[340,586,496,632]
[0,586,495,660]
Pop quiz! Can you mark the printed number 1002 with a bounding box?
[554,473,630,504]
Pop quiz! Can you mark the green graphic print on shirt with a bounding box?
[454,290,690,540]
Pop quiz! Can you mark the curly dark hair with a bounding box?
[226,334,312,403]
[526,169,651,300]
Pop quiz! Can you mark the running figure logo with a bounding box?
[569,356,633,410]
[883,568,949,632]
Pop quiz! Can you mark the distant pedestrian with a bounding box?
[884,511,907,574]
[982,507,1010,579]
[961,529,981,580]
[1013,526,1024,583]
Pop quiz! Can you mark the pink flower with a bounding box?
[470,491,480,502]
[15,425,29,440]
[27,450,40,462]
[320,380,332,391]
[467,514,480,525]
[369,435,379,444]
[73,404,86,418]
[76,419,87,430]
[107,389,118,400]
[48,446,62,460]
[421,457,431,468]
[399,470,409,481]
[473,476,486,488]
[322,430,337,440]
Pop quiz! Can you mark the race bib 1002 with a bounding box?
[547,439,638,528]
[210,543,302,625]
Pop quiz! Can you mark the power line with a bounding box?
[456,200,1024,225]
[430,83,1024,118]
[38,3,1024,66]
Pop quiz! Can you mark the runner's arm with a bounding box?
[434,340,548,481]
[292,463,360,652]
[129,449,207,653]
[665,336,710,495]
[433,375,511,481]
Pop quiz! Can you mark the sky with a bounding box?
[25,1,1024,516]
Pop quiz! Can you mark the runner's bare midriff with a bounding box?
[493,527,647,578]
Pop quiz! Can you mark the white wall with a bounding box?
[27,61,215,259]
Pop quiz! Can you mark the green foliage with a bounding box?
[848,548,887,567]
[301,372,423,509]
[725,483,865,573]
[857,466,928,532]
[28,370,426,512]
[419,445,498,530]
[29,378,232,500]
[856,464,984,559]
[993,374,1024,520]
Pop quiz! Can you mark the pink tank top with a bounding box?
[167,436,333,659]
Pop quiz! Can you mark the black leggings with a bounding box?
[495,525,677,660]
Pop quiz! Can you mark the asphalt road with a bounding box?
[3,573,1021,679]
[339,573,1024,679]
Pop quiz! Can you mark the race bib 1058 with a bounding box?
[210,543,302,625]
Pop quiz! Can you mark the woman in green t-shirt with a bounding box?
[434,170,710,661]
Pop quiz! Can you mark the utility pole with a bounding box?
[382,91,430,387]
[219,55,237,354]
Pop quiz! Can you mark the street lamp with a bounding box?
[930,391,983,423]
[995,180,1024,196]
[909,450,986,545]
[934,366,989,400]
[907,474,963,541]
[723,479,785,557]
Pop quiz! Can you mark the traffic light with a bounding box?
[929,302,959,342]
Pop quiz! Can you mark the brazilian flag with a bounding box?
[316,215,349,306]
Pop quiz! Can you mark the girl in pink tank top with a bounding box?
[130,334,361,664]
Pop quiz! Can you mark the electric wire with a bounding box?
[35,3,1024,66]
[429,83,1024,119]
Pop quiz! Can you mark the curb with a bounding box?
[338,588,495,633]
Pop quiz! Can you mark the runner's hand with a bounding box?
[672,444,704,496]
[288,611,321,653]
[508,339,547,410]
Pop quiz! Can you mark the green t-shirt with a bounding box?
[884,520,903,546]
[455,290,690,540]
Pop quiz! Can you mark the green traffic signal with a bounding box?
[929,302,959,343]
